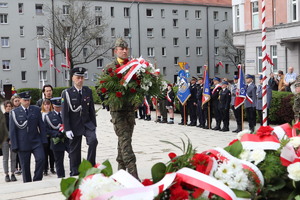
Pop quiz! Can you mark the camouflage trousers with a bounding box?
[110,110,137,172]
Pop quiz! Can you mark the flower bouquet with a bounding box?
[97,57,166,110]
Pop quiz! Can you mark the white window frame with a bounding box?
[147,47,155,57]
[40,48,46,59]
[197,66,202,74]
[174,57,179,65]
[185,10,189,18]
[20,48,25,59]
[0,13,8,24]
[172,9,178,15]
[83,48,88,57]
[111,28,115,37]
[271,45,278,72]
[95,16,102,26]
[97,58,103,68]
[196,47,203,56]
[63,5,70,15]
[214,29,219,38]
[225,12,228,21]
[20,26,24,36]
[124,7,130,17]
[173,38,179,46]
[1,37,9,47]
[195,10,201,19]
[292,0,298,22]
[214,47,219,55]
[124,28,130,37]
[18,3,24,14]
[163,67,167,76]
[64,70,70,81]
[146,9,153,17]
[162,47,166,56]
[21,71,26,81]
[40,71,47,82]
[111,7,114,17]
[2,60,10,70]
[95,6,102,12]
[196,29,201,37]
[84,70,88,80]
[186,47,190,56]
[96,37,102,46]
[0,3,8,8]
[257,47,263,73]
[35,4,43,15]
[213,11,219,20]
[37,26,44,36]
[252,1,259,29]
[147,28,153,37]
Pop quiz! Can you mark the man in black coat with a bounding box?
[61,67,98,176]
[218,81,231,132]
[196,77,205,127]
[211,77,222,130]
[187,77,198,126]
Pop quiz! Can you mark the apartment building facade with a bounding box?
[0,0,232,98]
[232,0,300,77]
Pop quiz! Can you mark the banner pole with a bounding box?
[242,104,244,130]
[208,102,211,129]
[155,97,158,123]
[184,103,186,125]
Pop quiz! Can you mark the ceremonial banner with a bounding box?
[37,39,43,67]
[234,65,246,109]
[178,62,186,70]
[177,70,191,105]
[202,65,211,106]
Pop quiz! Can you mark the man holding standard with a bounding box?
[61,67,98,176]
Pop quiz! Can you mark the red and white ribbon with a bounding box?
[144,97,150,115]
[280,143,299,167]
[273,123,292,140]
[240,134,280,150]
[212,84,222,94]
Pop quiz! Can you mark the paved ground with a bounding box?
[0,105,241,200]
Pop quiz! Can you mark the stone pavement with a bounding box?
[0,105,242,200]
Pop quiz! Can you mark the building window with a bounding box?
[124,28,130,37]
[292,0,298,21]
[174,57,179,65]
[0,3,8,8]
[197,66,202,74]
[214,29,219,37]
[271,45,278,72]
[95,16,102,26]
[213,11,219,20]
[95,6,102,12]
[146,9,153,17]
[96,37,102,46]
[97,58,103,68]
[1,37,9,47]
[196,47,202,55]
[185,10,189,18]
[63,5,70,15]
[214,47,219,55]
[195,10,201,19]
[172,9,178,15]
[0,14,8,24]
[215,65,219,74]
[235,5,240,32]
[225,12,228,20]
[161,9,165,18]
[83,48,87,57]
[225,29,228,37]
[64,26,71,36]
[173,38,179,46]
[124,7,130,17]
[40,71,47,81]
[111,28,115,37]
[196,29,201,37]
[40,48,45,59]
[20,48,25,59]
[35,4,43,15]
[37,26,44,36]
[173,19,178,27]
[21,71,26,81]
[252,2,259,29]
[257,47,262,73]
[225,64,229,74]
[162,47,166,56]
[147,28,153,37]
[186,47,190,56]
[110,7,114,17]
[224,47,228,55]
[147,47,154,57]
[185,28,189,37]
[163,67,167,76]
[161,28,165,37]
[20,26,24,36]
[2,60,10,70]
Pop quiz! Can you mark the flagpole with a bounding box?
[49,40,53,86]
[208,102,211,129]
[37,37,41,90]
[242,104,244,130]
[184,103,186,125]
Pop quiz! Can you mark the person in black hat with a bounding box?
[245,74,257,132]
[211,77,222,130]
[45,97,69,178]
[187,77,198,126]
[256,75,272,125]
[218,81,231,132]
[9,91,47,182]
[61,67,98,176]
[231,75,242,132]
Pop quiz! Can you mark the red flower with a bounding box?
[191,153,210,166]
[256,126,274,137]
[132,74,138,80]
[192,188,205,199]
[141,179,153,186]
[109,72,114,77]
[294,122,300,130]
[228,139,239,146]
[130,88,137,93]
[70,188,82,200]
[168,152,177,162]
[123,59,129,65]
[170,184,189,200]
[116,73,123,79]
[116,64,121,68]
[136,80,141,85]
[99,80,106,84]
[116,92,122,98]
[101,88,107,93]
[107,68,113,73]
[296,148,300,157]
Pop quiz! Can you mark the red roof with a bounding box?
[107,0,232,7]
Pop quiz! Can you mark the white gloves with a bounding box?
[66,131,74,140]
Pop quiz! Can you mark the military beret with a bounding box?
[71,67,86,76]
[50,97,62,107]
[222,81,229,85]
[18,91,31,100]
[234,75,238,79]
[245,74,254,79]
[213,77,221,82]
[115,38,128,48]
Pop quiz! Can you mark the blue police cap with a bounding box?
[50,97,62,107]
[18,91,31,100]
[71,67,86,77]
[234,75,238,79]
[245,74,254,79]
[259,75,263,80]
[222,81,229,85]
[213,77,221,82]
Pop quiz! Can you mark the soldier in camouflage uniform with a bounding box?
[293,76,300,121]
[105,38,140,180]
[0,94,8,147]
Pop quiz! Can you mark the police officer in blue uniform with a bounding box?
[212,77,222,130]
[256,75,272,125]
[218,81,231,132]
[231,76,242,132]
[245,74,257,132]
[45,97,69,178]
[61,67,98,176]
[9,91,47,183]
[187,77,198,126]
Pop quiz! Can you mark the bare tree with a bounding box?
[220,28,245,69]
[45,0,112,86]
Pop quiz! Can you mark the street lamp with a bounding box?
[213,19,226,75]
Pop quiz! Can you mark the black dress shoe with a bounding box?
[196,124,201,127]
[222,128,230,132]
[232,129,238,133]
[167,121,174,124]
[203,126,209,129]
[50,169,56,174]
[43,171,48,176]
[10,174,17,182]
[159,120,167,123]
[212,126,220,130]
[5,175,10,182]
[178,122,184,125]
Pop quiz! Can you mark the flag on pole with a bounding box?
[49,40,61,73]
[265,53,274,66]
[202,65,211,106]
[37,39,43,67]
[65,39,71,68]
[176,70,191,105]
[234,65,247,109]
[215,61,224,68]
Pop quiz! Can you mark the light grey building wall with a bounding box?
[0,0,233,98]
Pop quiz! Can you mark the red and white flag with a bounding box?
[49,40,61,73]
[64,39,71,68]
[37,39,43,67]
[216,61,224,68]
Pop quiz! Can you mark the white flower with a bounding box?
[237,129,251,140]
[240,150,251,161]
[287,162,300,181]
[79,174,124,200]
[148,81,152,87]
[289,137,300,148]
[233,171,249,190]
[227,160,243,172]
[250,149,266,165]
